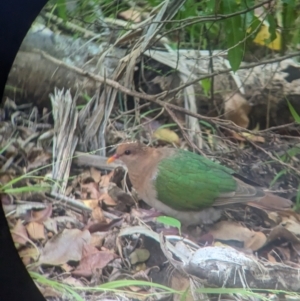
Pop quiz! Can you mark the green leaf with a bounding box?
[266,14,277,43]
[287,100,300,123]
[56,0,67,21]
[269,170,287,188]
[222,0,245,71]
[156,216,181,235]
[200,78,211,97]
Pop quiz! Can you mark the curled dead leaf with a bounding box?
[11,219,28,246]
[153,128,180,145]
[72,244,116,277]
[26,222,46,240]
[38,229,91,266]
[208,221,267,251]
[223,93,251,128]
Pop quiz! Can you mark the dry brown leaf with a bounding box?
[81,182,101,200]
[90,232,105,248]
[72,244,116,277]
[82,199,99,209]
[153,128,180,145]
[244,231,267,250]
[38,229,91,266]
[171,270,194,301]
[100,173,113,188]
[118,8,141,23]
[19,247,39,266]
[43,218,58,234]
[267,225,300,244]
[100,192,117,206]
[91,207,106,223]
[224,93,251,128]
[208,221,266,251]
[26,222,45,240]
[89,167,102,183]
[281,218,300,236]
[11,219,28,246]
[30,204,52,223]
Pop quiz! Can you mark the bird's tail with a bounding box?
[248,192,293,211]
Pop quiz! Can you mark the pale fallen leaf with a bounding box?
[81,182,101,200]
[82,199,99,209]
[118,8,141,23]
[72,244,116,277]
[100,192,117,206]
[208,221,267,251]
[11,219,28,246]
[224,93,251,128]
[153,128,180,145]
[89,167,102,183]
[281,218,300,236]
[100,172,113,188]
[90,232,105,248]
[91,207,106,223]
[38,229,91,266]
[19,247,39,265]
[129,249,150,264]
[26,222,45,240]
[43,218,58,234]
[62,276,84,287]
[171,270,194,301]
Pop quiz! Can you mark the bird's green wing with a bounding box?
[154,150,237,210]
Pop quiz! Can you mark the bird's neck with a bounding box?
[127,148,162,191]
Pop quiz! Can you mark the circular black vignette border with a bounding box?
[0,0,47,300]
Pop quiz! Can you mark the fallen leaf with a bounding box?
[99,192,117,206]
[72,244,116,277]
[82,199,99,209]
[171,270,194,301]
[118,8,141,23]
[224,93,251,128]
[281,218,300,236]
[208,221,267,251]
[129,249,150,264]
[30,204,52,223]
[19,247,39,265]
[253,23,281,51]
[90,232,105,248]
[81,182,101,200]
[43,218,58,234]
[100,172,113,188]
[153,128,180,145]
[11,219,28,246]
[38,229,91,266]
[26,222,45,240]
[89,167,102,183]
[62,277,84,287]
[92,207,106,223]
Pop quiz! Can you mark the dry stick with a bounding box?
[36,48,300,128]
[248,140,300,176]
[37,49,300,172]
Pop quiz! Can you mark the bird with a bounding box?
[107,142,293,227]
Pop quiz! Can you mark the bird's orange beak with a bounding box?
[107,154,118,164]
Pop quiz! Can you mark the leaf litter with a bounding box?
[3,53,300,301]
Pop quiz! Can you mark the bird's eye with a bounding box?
[124,150,131,155]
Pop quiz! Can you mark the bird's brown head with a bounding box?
[107,142,148,168]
